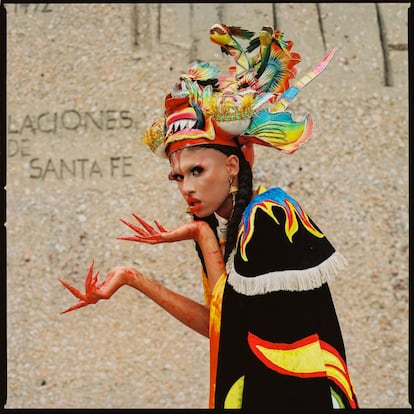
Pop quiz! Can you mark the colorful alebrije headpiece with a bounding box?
[144,23,336,163]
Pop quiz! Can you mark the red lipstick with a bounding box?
[187,196,201,213]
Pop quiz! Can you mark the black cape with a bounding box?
[209,187,359,409]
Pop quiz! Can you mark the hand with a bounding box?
[59,261,135,314]
[118,214,203,244]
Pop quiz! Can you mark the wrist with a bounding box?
[119,267,140,287]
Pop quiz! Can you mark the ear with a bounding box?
[225,154,240,177]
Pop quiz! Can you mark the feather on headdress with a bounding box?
[143,23,336,162]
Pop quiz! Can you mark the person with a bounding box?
[59,24,359,409]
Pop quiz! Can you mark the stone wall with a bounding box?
[4,2,410,408]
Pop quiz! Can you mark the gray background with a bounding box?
[5,2,410,408]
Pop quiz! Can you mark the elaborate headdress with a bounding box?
[144,23,336,164]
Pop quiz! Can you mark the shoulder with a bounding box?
[239,186,324,254]
[227,186,347,295]
[243,186,305,223]
[250,185,291,204]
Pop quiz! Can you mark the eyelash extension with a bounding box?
[168,165,203,181]
[168,172,182,181]
[191,165,204,175]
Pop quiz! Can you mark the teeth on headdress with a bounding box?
[166,123,176,136]
[166,119,198,137]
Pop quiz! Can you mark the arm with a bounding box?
[60,262,210,337]
[59,216,225,337]
[189,220,226,293]
[126,267,210,337]
[119,214,226,292]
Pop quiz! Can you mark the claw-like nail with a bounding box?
[86,271,100,296]
[59,278,85,301]
[84,260,95,292]
[132,214,156,233]
[154,220,167,232]
[120,218,147,236]
[60,301,89,315]
[117,236,141,242]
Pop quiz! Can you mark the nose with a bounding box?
[181,176,194,196]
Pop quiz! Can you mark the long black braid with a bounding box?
[193,144,253,275]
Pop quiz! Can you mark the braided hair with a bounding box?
[193,144,253,275]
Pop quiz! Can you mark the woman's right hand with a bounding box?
[118,214,210,245]
[119,214,225,291]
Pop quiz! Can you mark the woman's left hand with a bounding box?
[59,261,136,314]
[118,214,203,244]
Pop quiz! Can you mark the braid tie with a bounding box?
[224,152,252,262]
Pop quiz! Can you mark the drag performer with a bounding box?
[60,24,358,409]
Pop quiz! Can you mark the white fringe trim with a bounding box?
[227,251,348,295]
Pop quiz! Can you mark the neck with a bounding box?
[216,188,257,221]
[216,195,234,221]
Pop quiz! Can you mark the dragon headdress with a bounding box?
[144,23,336,164]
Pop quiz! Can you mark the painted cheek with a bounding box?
[207,179,228,207]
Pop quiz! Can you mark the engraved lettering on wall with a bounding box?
[8,109,136,181]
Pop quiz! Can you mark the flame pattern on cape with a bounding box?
[247,332,358,408]
[238,187,324,262]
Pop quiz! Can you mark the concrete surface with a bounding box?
[4,2,410,409]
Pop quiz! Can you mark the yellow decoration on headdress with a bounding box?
[206,93,255,122]
[143,119,166,157]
